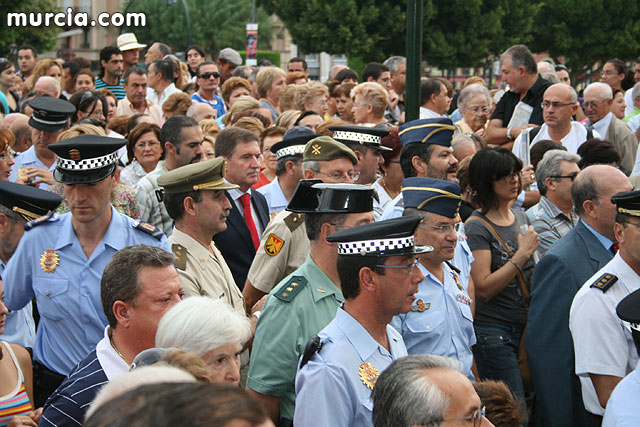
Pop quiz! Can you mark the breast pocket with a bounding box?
[34,277,69,321]
[405,308,444,334]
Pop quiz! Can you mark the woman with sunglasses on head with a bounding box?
[0,59,19,113]
[464,147,539,414]
[68,90,108,124]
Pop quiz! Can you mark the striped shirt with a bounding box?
[0,342,32,427]
[526,196,578,259]
[94,78,126,100]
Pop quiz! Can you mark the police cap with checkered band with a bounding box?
[48,135,126,184]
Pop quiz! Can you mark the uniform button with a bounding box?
[45,291,50,297]
[426,325,431,330]
[200,257,205,262]
[452,332,456,336]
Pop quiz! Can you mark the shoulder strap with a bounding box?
[586,127,593,140]
[466,216,530,300]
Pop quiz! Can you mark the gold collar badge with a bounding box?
[40,249,59,273]
[359,362,379,390]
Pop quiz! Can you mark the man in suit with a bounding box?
[526,164,632,427]
[214,127,270,291]
[584,82,638,175]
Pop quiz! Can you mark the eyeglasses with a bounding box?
[468,106,491,115]
[199,71,220,79]
[549,173,579,182]
[316,171,360,181]
[541,101,574,109]
[440,406,486,426]
[498,172,520,182]
[135,141,161,150]
[601,70,618,76]
[0,151,13,161]
[583,100,606,110]
[375,258,420,275]
[420,221,461,234]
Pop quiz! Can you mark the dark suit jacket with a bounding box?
[526,220,612,426]
[213,190,269,291]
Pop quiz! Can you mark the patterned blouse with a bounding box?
[0,342,33,427]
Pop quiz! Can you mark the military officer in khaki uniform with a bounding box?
[242,136,359,312]
[158,157,245,313]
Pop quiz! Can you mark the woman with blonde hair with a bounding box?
[294,81,329,116]
[0,129,16,181]
[221,95,261,127]
[23,59,63,94]
[256,66,287,123]
[275,109,302,130]
[278,84,298,112]
[350,82,388,126]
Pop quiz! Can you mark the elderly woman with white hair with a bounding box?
[351,82,389,127]
[455,84,492,136]
[155,297,252,385]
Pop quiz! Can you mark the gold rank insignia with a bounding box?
[311,144,321,155]
[359,362,379,389]
[40,249,59,273]
[264,233,284,256]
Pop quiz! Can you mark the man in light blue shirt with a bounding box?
[391,177,475,380]
[294,216,430,427]
[4,135,169,407]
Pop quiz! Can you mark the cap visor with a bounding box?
[370,144,393,151]
[54,164,116,185]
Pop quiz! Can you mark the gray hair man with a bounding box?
[39,245,183,425]
[485,44,552,147]
[372,354,493,427]
[527,149,581,258]
[584,82,638,175]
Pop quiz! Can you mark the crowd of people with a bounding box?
[1,34,640,426]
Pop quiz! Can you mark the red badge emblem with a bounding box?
[69,149,81,161]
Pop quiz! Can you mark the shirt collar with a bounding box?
[335,307,401,360]
[580,218,614,251]
[95,326,130,381]
[304,255,344,303]
[55,206,120,251]
[591,112,613,137]
[226,179,249,201]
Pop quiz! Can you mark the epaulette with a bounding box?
[132,220,164,240]
[274,275,307,302]
[590,273,618,293]
[299,335,322,369]
[283,212,305,232]
[172,244,187,271]
[24,212,57,231]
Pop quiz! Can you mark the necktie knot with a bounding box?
[610,242,619,255]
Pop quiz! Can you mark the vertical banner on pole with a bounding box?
[246,23,258,66]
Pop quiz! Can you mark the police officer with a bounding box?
[9,96,75,190]
[242,136,358,312]
[258,126,317,216]
[3,134,170,406]
[329,125,390,186]
[158,157,244,312]
[602,288,640,426]
[294,216,431,427]
[247,182,375,426]
[390,177,475,380]
[0,181,61,349]
[570,189,640,422]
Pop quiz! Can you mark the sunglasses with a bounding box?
[199,71,220,79]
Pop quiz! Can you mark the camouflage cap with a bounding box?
[303,136,358,165]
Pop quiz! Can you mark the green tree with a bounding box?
[121,0,274,57]
[530,0,640,74]
[1,0,61,55]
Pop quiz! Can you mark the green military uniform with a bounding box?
[169,228,245,312]
[247,255,344,421]
[246,210,309,293]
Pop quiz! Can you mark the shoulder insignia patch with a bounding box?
[133,220,164,240]
[172,244,187,271]
[283,212,305,232]
[264,233,285,256]
[24,212,56,231]
[590,273,618,293]
[274,275,307,302]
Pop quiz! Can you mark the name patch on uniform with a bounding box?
[411,299,430,312]
[264,233,284,256]
[359,362,379,390]
[40,249,59,273]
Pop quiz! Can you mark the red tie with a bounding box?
[240,193,259,250]
[610,242,619,255]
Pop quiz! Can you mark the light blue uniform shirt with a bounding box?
[0,261,35,348]
[257,177,288,216]
[602,362,640,427]
[294,307,407,427]
[3,207,170,375]
[377,193,474,280]
[8,146,56,190]
[391,262,476,380]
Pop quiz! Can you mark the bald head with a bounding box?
[537,61,555,74]
[34,76,61,98]
[546,83,577,104]
[584,82,613,101]
[187,102,216,122]
[0,113,28,130]
[9,115,32,152]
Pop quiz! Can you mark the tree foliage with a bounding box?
[121,0,274,57]
[530,0,640,73]
[0,0,61,56]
